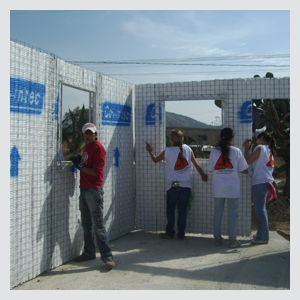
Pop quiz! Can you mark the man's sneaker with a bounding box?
[73,253,96,262]
[253,234,257,239]
[251,239,268,245]
[105,258,115,270]
[214,240,223,246]
[229,241,241,248]
[159,232,174,239]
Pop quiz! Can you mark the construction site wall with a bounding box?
[10,40,290,288]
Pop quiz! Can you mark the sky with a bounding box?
[9,8,291,125]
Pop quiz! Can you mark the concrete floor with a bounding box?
[13,230,290,290]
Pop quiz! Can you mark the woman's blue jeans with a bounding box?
[79,188,113,262]
[213,197,239,245]
[252,183,269,241]
[166,187,191,239]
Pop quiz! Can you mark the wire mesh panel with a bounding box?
[135,78,290,238]
[10,40,59,287]
[97,75,136,240]
[10,41,135,288]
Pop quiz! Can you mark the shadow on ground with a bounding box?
[15,230,289,290]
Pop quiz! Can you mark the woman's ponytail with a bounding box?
[257,131,276,157]
[217,127,234,157]
[170,129,184,166]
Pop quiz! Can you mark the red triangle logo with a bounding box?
[267,153,274,167]
[174,153,189,170]
[214,154,233,170]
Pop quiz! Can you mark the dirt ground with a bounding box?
[251,194,290,233]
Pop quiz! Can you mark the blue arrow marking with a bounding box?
[10,145,21,177]
[114,147,120,167]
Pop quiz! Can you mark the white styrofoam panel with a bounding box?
[10,41,135,288]
[135,78,289,238]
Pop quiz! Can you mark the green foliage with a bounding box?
[62,104,88,157]
[214,99,222,109]
[265,72,274,78]
[273,164,286,178]
[251,72,290,195]
[252,99,290,157]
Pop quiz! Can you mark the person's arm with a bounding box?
[146,144,165,163]
[81,144,105,176]
[238,147,249,174]
[207,152,214,173]
[243,140,261,164]
[81,166,96,176]
[191,151,208,181]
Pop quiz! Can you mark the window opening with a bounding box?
[60,85,91,161]
[165,100,222,159]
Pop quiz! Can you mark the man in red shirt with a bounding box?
[70,123,115,270]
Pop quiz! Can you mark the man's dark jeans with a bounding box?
[166,186,191,239]
[79,188,113,262]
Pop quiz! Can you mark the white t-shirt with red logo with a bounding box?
[207,146,248,198]
[251,145,274,186]
[165,144,192,191]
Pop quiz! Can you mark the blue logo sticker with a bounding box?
[145,103,162,126]
[10,77,45,115]
[102,102,131,126]
[10,145,21,177]
[238,101,252,124]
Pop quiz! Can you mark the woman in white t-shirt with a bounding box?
[243,131,276,245]
[146,129,208,240]
[208,128,249,248]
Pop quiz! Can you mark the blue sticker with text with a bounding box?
[10,77,45,115]
[102,102,131,126]
[238,101,252,124]
[145,103,162,126]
